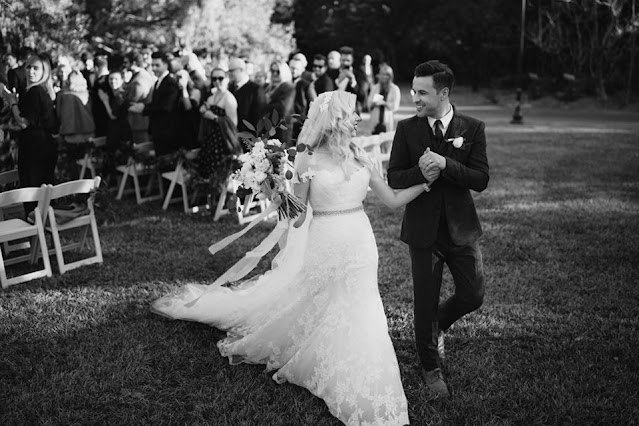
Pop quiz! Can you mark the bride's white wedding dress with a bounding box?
[151,163,409,426]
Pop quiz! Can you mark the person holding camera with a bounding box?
[368,63,401,134]
[335,46,367,113]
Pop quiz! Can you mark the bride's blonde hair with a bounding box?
[297,91,371,172]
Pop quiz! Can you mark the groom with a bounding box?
[387,60,489,397]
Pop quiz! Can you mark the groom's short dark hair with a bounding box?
[414,60,455,93]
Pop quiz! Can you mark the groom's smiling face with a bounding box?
[412,76,445,118]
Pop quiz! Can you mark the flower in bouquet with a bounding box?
[233,110,308,220]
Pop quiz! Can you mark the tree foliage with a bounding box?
[1,0,294,64]
[178,0,295,62]
[0,0,90,55]
[527,0,639,100]
[293,0,520,85]
[291,0,638,98]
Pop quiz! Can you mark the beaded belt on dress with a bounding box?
[313,205,364,217]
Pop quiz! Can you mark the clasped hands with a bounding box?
[419,148,445,187]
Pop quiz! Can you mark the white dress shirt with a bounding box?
[427,105,454,135]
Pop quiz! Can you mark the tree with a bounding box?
[528,0,639,100]
[177,0,295,63]
[0,0,90,55]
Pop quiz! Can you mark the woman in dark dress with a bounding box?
[197,67,240,192]
[102,69,132,179]
[5,53,58,213]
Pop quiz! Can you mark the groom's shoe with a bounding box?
[421,368,450,397]
[438,331,445,361]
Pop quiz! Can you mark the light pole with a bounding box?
[511,0,527,124]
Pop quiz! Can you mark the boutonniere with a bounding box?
[446,136,464,148]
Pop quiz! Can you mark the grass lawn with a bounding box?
[1,126,638,425]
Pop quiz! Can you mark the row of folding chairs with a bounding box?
[353,131,396,180]
[0,176,102,289]
[98,141,268,225]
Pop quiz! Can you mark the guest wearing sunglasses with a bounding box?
[308,53,336,97]
[197,68,241,196]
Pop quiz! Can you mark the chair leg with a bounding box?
[163,177,178,210]
[213,184,228,222]
[132,170,143,204]
[49,214,67,274]
[181,183,189,213]
[0,249,9,289]
[116,167,130,200]
[91,215,103,264]
[36,221,53,279]
[78,153,89,179]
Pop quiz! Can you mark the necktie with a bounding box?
[433,119,444,144]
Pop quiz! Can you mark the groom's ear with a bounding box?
[440,87,450,99]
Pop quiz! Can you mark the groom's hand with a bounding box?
[420,148,446,171]
[419,148,443,183]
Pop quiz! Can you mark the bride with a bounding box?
[151,91,428,426]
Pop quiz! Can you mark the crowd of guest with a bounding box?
[0,44,401,208]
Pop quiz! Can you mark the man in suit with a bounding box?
[228,57,266,142]
[387,60,489,397]
[335,46,367,113]
[129,51,180,156]
[289,57,313,141]
[124,51,155,143]
[309,54,336,97]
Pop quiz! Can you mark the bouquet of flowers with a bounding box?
[233,111,307,220]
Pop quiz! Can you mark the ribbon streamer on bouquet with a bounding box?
[207,198,285,287]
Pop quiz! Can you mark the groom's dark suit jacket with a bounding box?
[387,110,489,248]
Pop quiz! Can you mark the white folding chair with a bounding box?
[45,177,103,274]
[161,148,200,213]
[357,134,384,175]
[0,169,20,191]
[76,136,107,179]
[0,185,52,289]
[214,176,270,225]
[116,141,164,204]
[0,169,30,254]
[378,131,396,179]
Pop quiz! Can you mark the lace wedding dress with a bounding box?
[151,164,409,426]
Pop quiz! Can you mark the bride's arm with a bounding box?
[369,166,426,209]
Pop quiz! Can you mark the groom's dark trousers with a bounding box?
[387,110,489,372]
[409,217,485,370]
